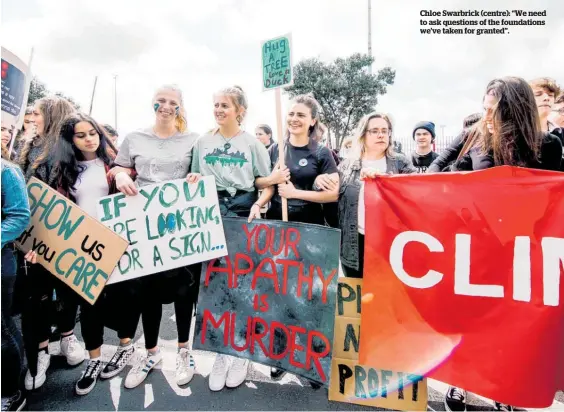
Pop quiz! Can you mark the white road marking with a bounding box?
[144,383,154,408]
[109,377,122,411]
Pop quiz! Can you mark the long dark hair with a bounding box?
[18,96,75,175]
[53,113,117,198]
[285,93,322,150]
[460,77,542,167]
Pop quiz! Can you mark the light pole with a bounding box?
[368,0,372,74]
[113,75,118,130]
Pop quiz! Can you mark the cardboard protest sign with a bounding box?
[329,277,427,410]
[1,47,29,134]
[194,218,340,385]
[359,166,564,408]
[96,176,227,284]
[15,178,129,304]
[261,34,293,90]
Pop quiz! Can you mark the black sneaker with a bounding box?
[270,367,286,380]
[445,386,467,411]
[100,345,135,379]
[76,360,103,396]
[494,402,514,411]
[1,391,27,411]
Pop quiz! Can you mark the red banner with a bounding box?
[358,166,564,408]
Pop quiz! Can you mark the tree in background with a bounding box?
[285,53,395,149]
[27,77,81,109]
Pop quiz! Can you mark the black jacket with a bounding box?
[337,154,415,270]
[427,131,467,173]
[452,132,562,172]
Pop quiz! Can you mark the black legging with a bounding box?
[27,264,80,343]
[79,282,140,351]
[125,264,200,349]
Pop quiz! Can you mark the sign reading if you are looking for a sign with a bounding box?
[96,176,228,284]
[261,34,293,90]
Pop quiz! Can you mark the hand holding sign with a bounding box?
[115,172,138,196]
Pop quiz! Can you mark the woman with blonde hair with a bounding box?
[187,85,271,391]
[108,84,201,390]
[315,112,416,277]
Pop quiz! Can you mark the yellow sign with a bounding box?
[329,277,428,410]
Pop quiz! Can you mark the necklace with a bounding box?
[152,127,177,139]
[218,130,242,150]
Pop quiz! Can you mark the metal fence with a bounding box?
[395,135,457,155]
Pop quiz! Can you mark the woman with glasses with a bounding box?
[314,112,416,278]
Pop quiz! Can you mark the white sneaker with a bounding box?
[24,351,51,390]
[209,354,230,391]
[124,350,162,389]
[60,334,86,366]
[176,348,195,386]
[226,357,249,388]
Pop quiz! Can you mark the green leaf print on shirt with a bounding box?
[203,147,249,167]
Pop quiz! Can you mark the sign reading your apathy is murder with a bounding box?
[15,178,128,304]
[96,176,227,284]
[194,218,340,384]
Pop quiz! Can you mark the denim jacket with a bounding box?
[337,153,415,270]
[1,159,30,250]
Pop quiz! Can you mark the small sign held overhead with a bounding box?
[261,34,293,91]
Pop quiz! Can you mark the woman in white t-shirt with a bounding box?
[25,113,138,396]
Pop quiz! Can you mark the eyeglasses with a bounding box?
[366,129,390,136]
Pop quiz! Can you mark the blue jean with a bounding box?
[1,247,25,397]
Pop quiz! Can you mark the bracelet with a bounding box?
[253,203,262,209]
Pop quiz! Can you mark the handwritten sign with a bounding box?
[194,218,340,384]
[261,34,293,90]
[1,47,28,130]
[15,178,128,304]
[96,176,227,284]
[328,277,428,410]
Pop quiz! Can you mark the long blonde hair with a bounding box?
[154,84,188,133]
[18,96,76,173]
[351,112,395,160]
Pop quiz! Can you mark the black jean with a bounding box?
[217,190,257,218]
[341,233,365,278]
[266,201,325,226]
[1,248,25,397]
[125,264,200,349]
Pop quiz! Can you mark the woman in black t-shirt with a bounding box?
[251,94,339,225]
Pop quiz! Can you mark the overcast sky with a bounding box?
[2,0,563,144]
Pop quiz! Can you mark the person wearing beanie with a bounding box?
[411,120,439,173]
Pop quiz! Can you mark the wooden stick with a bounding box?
[275,87,288,221]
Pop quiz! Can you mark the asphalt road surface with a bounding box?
[24,304,564,411]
